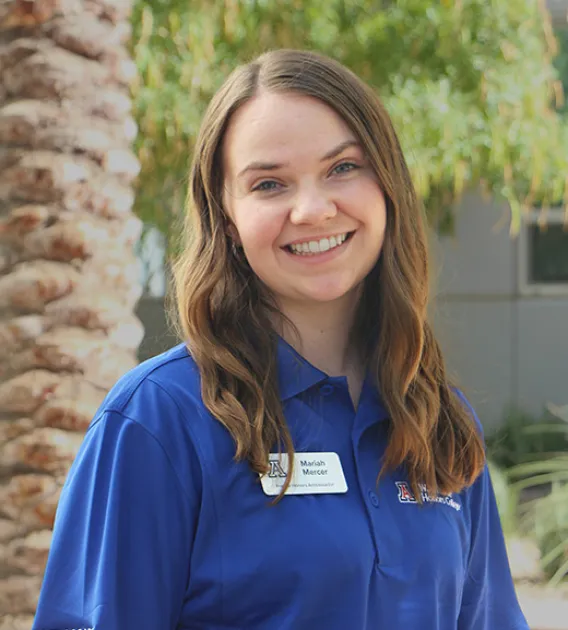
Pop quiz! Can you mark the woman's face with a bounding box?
[222,91,387,310]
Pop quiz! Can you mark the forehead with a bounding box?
[222,91,356,171]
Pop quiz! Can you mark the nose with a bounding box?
[289,185,337,225]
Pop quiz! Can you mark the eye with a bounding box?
[331,161,360,176]
[252,180,281,193]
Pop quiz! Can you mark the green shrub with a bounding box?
[486,406,568,471]
[488,459,519,538]
[520,482,568,584]
[505,404,568,584]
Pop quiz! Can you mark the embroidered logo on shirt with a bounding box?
[395,481,461,511]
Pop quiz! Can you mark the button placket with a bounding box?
[351,383,395,571]
[351,430,382,569]
[319,383,335,396]
[318,377,355,412]
[368,490,379,508]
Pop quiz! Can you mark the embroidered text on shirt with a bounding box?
[395,481,461,511]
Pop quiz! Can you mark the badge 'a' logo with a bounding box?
[268,458,287,478]
[395,481,417,503]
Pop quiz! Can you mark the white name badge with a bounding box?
[260,452,348,496]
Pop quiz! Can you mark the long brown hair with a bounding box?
[173,49,485,500]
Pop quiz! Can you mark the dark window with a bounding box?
[528,223,568,284]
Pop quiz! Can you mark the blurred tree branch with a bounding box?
[130,0,568,242]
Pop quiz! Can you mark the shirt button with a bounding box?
[319,384,334,396]
[368,490,379,507]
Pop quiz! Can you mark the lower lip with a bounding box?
[281,234,354,264]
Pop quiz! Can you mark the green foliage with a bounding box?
[486,406,568,471]
[488,459,519,538]
[553,26,568,116]
[522,482,568,584]
[131,0,568,240]
[504,404,568,584]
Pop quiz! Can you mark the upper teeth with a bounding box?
[289,233,349,255]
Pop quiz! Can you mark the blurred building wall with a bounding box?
[548,0,568,23]
[432,192,568,427]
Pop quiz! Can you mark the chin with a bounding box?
[297,284,358,304]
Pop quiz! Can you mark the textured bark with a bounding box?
[0,0,140,622]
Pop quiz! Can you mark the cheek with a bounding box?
[342,178,386,220]
[235,206,286,255]
[365,191,387,238]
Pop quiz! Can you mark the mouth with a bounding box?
[283,231,355,256]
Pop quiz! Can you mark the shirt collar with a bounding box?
[276,337,390,431]
[276,337,329,401]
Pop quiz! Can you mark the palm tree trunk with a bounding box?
[0,1,141,626]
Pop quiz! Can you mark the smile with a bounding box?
[285,232,354,256]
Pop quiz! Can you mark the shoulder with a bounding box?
[449,389,491,504]
[451,387,485,440]
[73,344,208,500]
[449,393,500,521]
[88,343,209,462]
[100,342,201,414]
[96,342,204,423]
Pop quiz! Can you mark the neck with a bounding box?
[276,294,360,377]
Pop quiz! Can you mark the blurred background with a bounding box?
[0,1,567,628]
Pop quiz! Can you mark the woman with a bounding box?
[33,49,528,630]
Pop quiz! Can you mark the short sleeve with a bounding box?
[32,409,199,630]
[458,463,529,629]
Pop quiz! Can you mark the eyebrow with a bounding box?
[236,139,361,179]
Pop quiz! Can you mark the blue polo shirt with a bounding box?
[33,340,528,630]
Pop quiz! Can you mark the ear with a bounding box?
[222,183,242,246]
[227,222,242,246]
